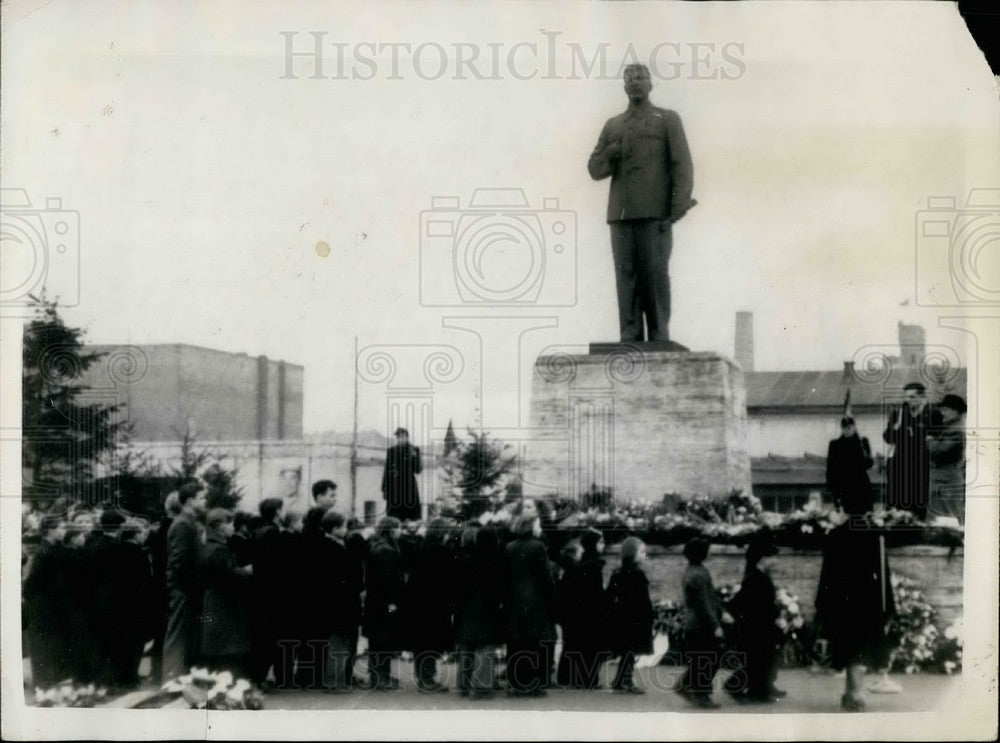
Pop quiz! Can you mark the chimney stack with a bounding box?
[842,361,855,382]
[735,311,754,372]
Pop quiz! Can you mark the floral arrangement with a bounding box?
[161,668,264,710]
[888,577,961,674]
[33,682,107,707]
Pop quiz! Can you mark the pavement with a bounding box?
[260,661,958,714]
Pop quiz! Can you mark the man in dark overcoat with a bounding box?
[23,515,71,688]
[364,518,406,690]
[162,483,206,680]
[883,382,934,518]
[826,416,875,514]
[588,63,696,342]
[381,428,422,522]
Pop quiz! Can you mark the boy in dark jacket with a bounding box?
[606,536,653,694]
[723,532,785,703]
[675,538,727,708]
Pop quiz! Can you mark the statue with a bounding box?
[588,63,696,343]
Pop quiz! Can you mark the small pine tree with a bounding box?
[21,294,121,505]
[442,428,516,519]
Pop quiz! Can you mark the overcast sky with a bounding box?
[3,1,998,437]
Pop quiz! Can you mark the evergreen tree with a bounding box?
[21,294,120,504]
[442,428,516,519]
[443,419,458,457]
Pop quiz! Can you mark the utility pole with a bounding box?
[350,336,359,520]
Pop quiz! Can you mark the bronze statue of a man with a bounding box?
[588,64,695,342]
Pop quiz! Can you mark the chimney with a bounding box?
[842,361,855,382]
[735,311,754,371]
[898,321,926,367]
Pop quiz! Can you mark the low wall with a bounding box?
[611,545,963,628]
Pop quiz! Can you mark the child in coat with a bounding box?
[605,536,654,694]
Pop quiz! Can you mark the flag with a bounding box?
[843,388,852,418]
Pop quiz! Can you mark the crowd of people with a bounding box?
[24,482,829,708]
[24,386,961,710]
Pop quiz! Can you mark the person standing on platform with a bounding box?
[927,394,967,524]
[605,536,654,694]
[162,483,207,680]
[826,416,875,515]
[587,63,696,343]
[381,428,423,522]
[883,382,933,519]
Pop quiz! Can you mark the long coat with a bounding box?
[815,525,896,670]
[502,535,556,644]
[883,403,933,517]
[727,566,779,650]
[558,555,606,653]
[826,434,874,514]
[404,538,456,652]
[605,562,654,655]
[381,443,422,522]
[201,533,253,658]
[454,541,504,648]
[313,536,362,637]
[364,537,406,651]
[927,416,966,522]
[23,540,72,687]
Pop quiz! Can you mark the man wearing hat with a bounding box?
[381,428,423,522]
[825,416,874,515]
[927,394,967,524]
[588,63,696,343]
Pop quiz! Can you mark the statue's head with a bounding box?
[623,63,652,104]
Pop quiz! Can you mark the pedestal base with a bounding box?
[522,349,751,502]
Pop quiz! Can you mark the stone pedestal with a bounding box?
[522,347,751,502]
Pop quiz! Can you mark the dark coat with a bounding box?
[63,540,105,684]
[364,536,406,651]
[588,102,695,223]
[381,443,422,522]
[502,535,556,644]
[928,416,966,522]
[728,565,779,649]
[558,555,606,653]
[311,536,362,637]
[200,533,252,658]
[815,524,896,670]
[682,564,721,637]
[606,562,654,655]
[883,403,933,517]
[454,541,503,648]
[165,513,202,596]
[24,540,72,687]
[826,434,874,514]
[405,539,456,652]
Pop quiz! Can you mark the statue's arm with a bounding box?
[665,110,696,221]
[587,120,618,181]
